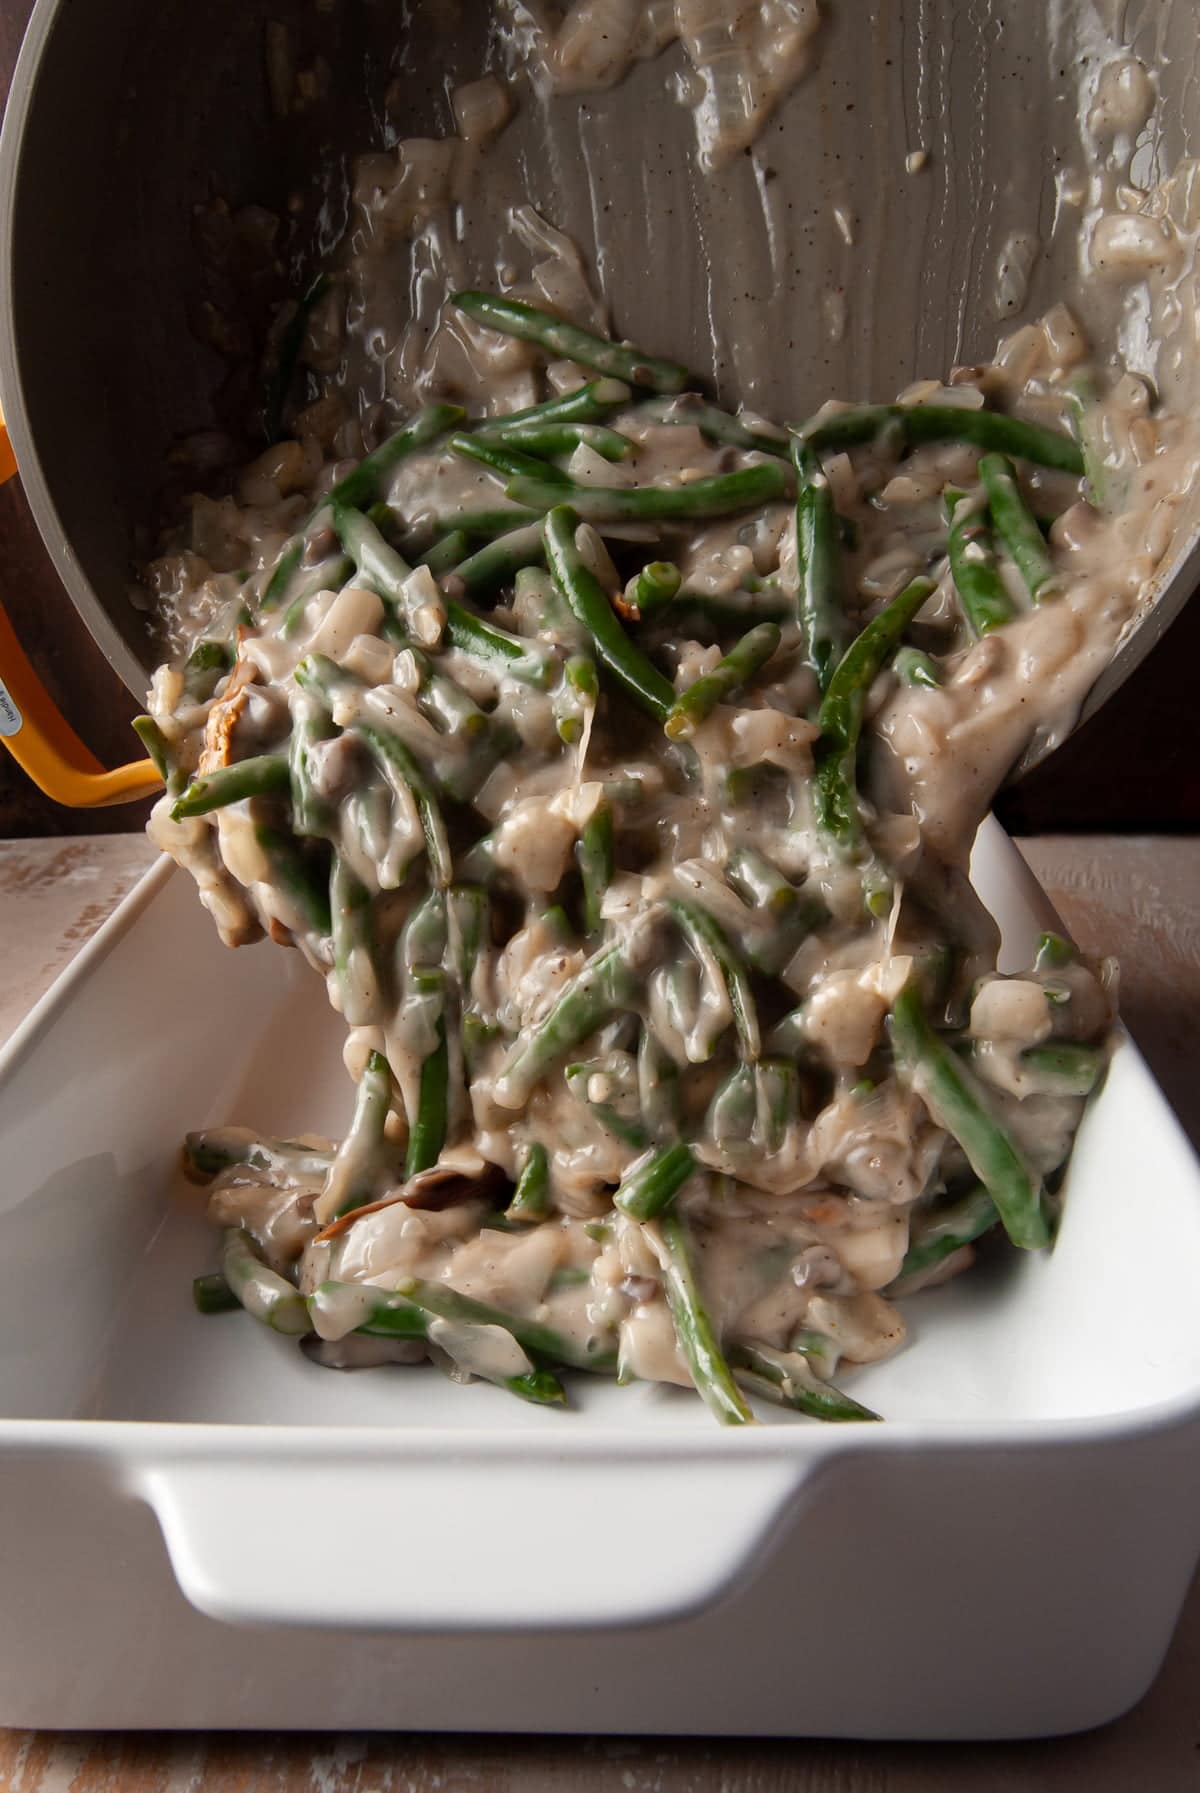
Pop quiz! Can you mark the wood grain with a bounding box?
[0,832,1198,1787]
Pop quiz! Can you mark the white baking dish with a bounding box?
[1,820,1198,1737]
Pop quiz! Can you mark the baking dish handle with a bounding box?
[137,1447,816,1632]
[0,414,162,807]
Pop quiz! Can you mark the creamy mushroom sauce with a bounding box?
[141,27,1200,1419]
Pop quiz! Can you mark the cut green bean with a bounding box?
[183,639,234,702]
[625,560,682,616]
[329,403,466,511]
[615,1140,695,1221]
[171,753,290,819]
[322,1049,394,1221]
[890,984,1049,1250]
[894,646,941,689]
[444,593,553,685]
[192,1272,240,1315]
[1065,372,1109,507]
[404,973,449,1177]
[473,378,632,442]
[355,724,452,887]
[252,825,332,935]
[729,1341,880,1422]
[331,501,448,643]
[814,575,936,849]
[449,431,570,485]
[669,898,760,1060]
[453,290,689,393]
[493,942,638,1109]
[331,857,379,1027]
[290,701,336,838]
[792,441,845,691]
[1020,1043,1104,1096]
[221,1229,311,1335]
[754,1057,799,1153]
[893,1186,998,1285]
[577,799,615,935]
[479,420,633,462]
[394,1274,618,1372]
[447,883,489,990]
[1034,931,1076,973]
[510,461,786,524]
[184,1128,332,1183]
[797,403,1085,473]
[444,524,547,601]
[261,539,304,613]
[664,622,780,740]
[544,506,675,721]
[565,1061,649,1150]
[280,556,356,639]
[637,1026,681,1139]
[416,529,470,577]
[637,394,790,457]
[655,1214,753,1426]
[131,716,173,786]
[979,453,1056,601]
[946,488,1016,637]
[507,1141,552,1222]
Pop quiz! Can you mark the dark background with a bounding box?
[0,0,1196,840]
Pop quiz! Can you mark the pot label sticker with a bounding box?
[0,675,21,737]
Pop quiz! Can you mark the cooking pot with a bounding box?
[0,0,1197,806]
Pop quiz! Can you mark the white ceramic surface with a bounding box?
[1,822,1198,1735]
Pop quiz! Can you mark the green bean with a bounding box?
[728,1342,880,1422]
[183,639,234,701]
[330,857,379,1026]
[796,403,1085,473]
[254,825,333,935]
[311,1283,427,1340]
[444,523,547,601]
[637,1026,681,1139]
[260,539,304,613]
[331,502,448,643]
[507,1141,552,1223]
[221,1229,310,1335]
[280,556,356,638]
[329,403,466,511]
[754,1057,799,1153]
[493,942,638,1109]
[655,1214,753,1426]
[890,984,1049,1250]
[565,1061,649,1150]
[478,420,634,462]
[669,898,760,1060]
[615,1140,695,1220]
[192,1272,240,1314]
[637,394,790,458]
[664,621,780,740]
[444,593,553,686]
[894,645,941,688]
[131,716,173,787]
[705,1062,757,1143]
[893,1186,998,1285]
[449,431,570,485]
[510,461,787,524]
[814,575,936,850]
[503,1368,569,1405]
[577,799,615,935]
[323,1049,394,1221]
[1020,1043,1104,1097]
[724,849,824,976]
[446,883,489,990]
[263,273,330,444]
[184,1128,332,1182]
[394,1274,618,1372]
[979,453,1056,601]
[945,487,1016,636]
[289,700,336,838]
[416,530,470,577]
[1065,372,1109,507]
[404,972,449,1177]
[766,1006,809,1058]
[638,590,793,634]
[472,378,631,441]
[1034,931,1075,973]
[624,560,682,616]
[452,290,689,393]
[171,753,290,819]
[544,506,675,721]
[354,724,452,887]
[555,654,598,743]
[428,504,541,541]
[792,441,845,691]
[400,888,448,974]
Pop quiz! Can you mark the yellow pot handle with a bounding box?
[0,410,162,806]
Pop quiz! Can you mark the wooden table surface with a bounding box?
[1,831,1198,1789]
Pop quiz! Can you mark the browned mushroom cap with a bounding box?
[310,1158,506,1244]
